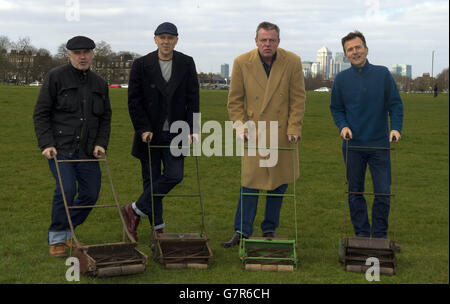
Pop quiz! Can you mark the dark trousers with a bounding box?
[134,132,184,230]
[47,150,101,244]
[233,184,288,237]
[343,148,391,238]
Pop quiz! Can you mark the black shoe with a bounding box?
[221,232,246,248]
[262,231,277,238]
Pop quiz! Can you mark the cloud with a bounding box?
[0,0,17,10]
[0,0,448,77]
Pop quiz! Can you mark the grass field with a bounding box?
[0,85,448,284]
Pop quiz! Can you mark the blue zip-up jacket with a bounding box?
[330,60,403,148]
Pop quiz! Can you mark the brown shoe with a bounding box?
[121,204,140,241]
[49,243,67,257]
[65,239,84,248]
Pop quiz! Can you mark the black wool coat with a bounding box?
[128,50,199,160]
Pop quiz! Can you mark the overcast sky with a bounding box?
[1,0,448,78]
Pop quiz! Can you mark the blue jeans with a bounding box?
[343,148,391,238]
[134,132,184,230]
[234,184,288,237]
[48,150,101,245]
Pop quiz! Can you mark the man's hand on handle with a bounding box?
[390,130,401,143]
[42,147,57,159]
[93,145,105,158]
[141,132,153,143]
[238,131,249,141]
[340,127,353,141]
[189,133,200,145]
[288,134,299,143]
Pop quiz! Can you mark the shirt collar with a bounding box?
[258,51,277,66]
[258,51,277,77]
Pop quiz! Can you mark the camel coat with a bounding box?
[227,48,306,190]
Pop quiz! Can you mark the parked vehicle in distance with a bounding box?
[120,84,129,88]
[313,87,331,92]
[29,81,42,86]
[109,84,121,88]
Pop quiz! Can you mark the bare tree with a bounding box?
[10,36,35,84]
[0,35,11,51]
[31,48,59,82]
[93,41,115,82]
[0,35,12,82]
[54,42,69,65]
[392,74,413,92]
[304,73,333,91]
[435,68,449,92]
[412,74,433,92]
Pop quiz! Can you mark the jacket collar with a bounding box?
[351,59,371,74]
[69,64,90,82]
[143,50,187,97]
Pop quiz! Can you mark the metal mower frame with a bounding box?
[53,155,147,277]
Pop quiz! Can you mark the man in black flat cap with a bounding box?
[33,35,111,257]
[121,22,199,242]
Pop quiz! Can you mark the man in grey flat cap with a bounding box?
[122,22,199,242]
[33,35,111,257]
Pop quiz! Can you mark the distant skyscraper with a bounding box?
[302,61,313,78]
[316,46,332,78]
[334,52,351,76]
[391,64,412,78]
[311,62,320,77]
[221,63,229,79]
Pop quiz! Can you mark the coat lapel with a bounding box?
[143,51,166,95]
[260,49,288,113]
[245,49,268,91]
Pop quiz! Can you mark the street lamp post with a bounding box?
[431,50,435,79]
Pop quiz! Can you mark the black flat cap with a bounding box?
[66,36,96,50]
[154,22,178,36]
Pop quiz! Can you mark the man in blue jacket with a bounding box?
[330,31,403,239]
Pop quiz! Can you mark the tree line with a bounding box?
[392,70,449,93]
[0,35,139,85]
[1,35,448,92]
[303,69,449,92]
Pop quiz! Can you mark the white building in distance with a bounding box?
[316,46,332,78]
[391,64,412,78]
[334,52,351,75]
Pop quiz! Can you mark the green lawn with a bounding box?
[0,86,448,284]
